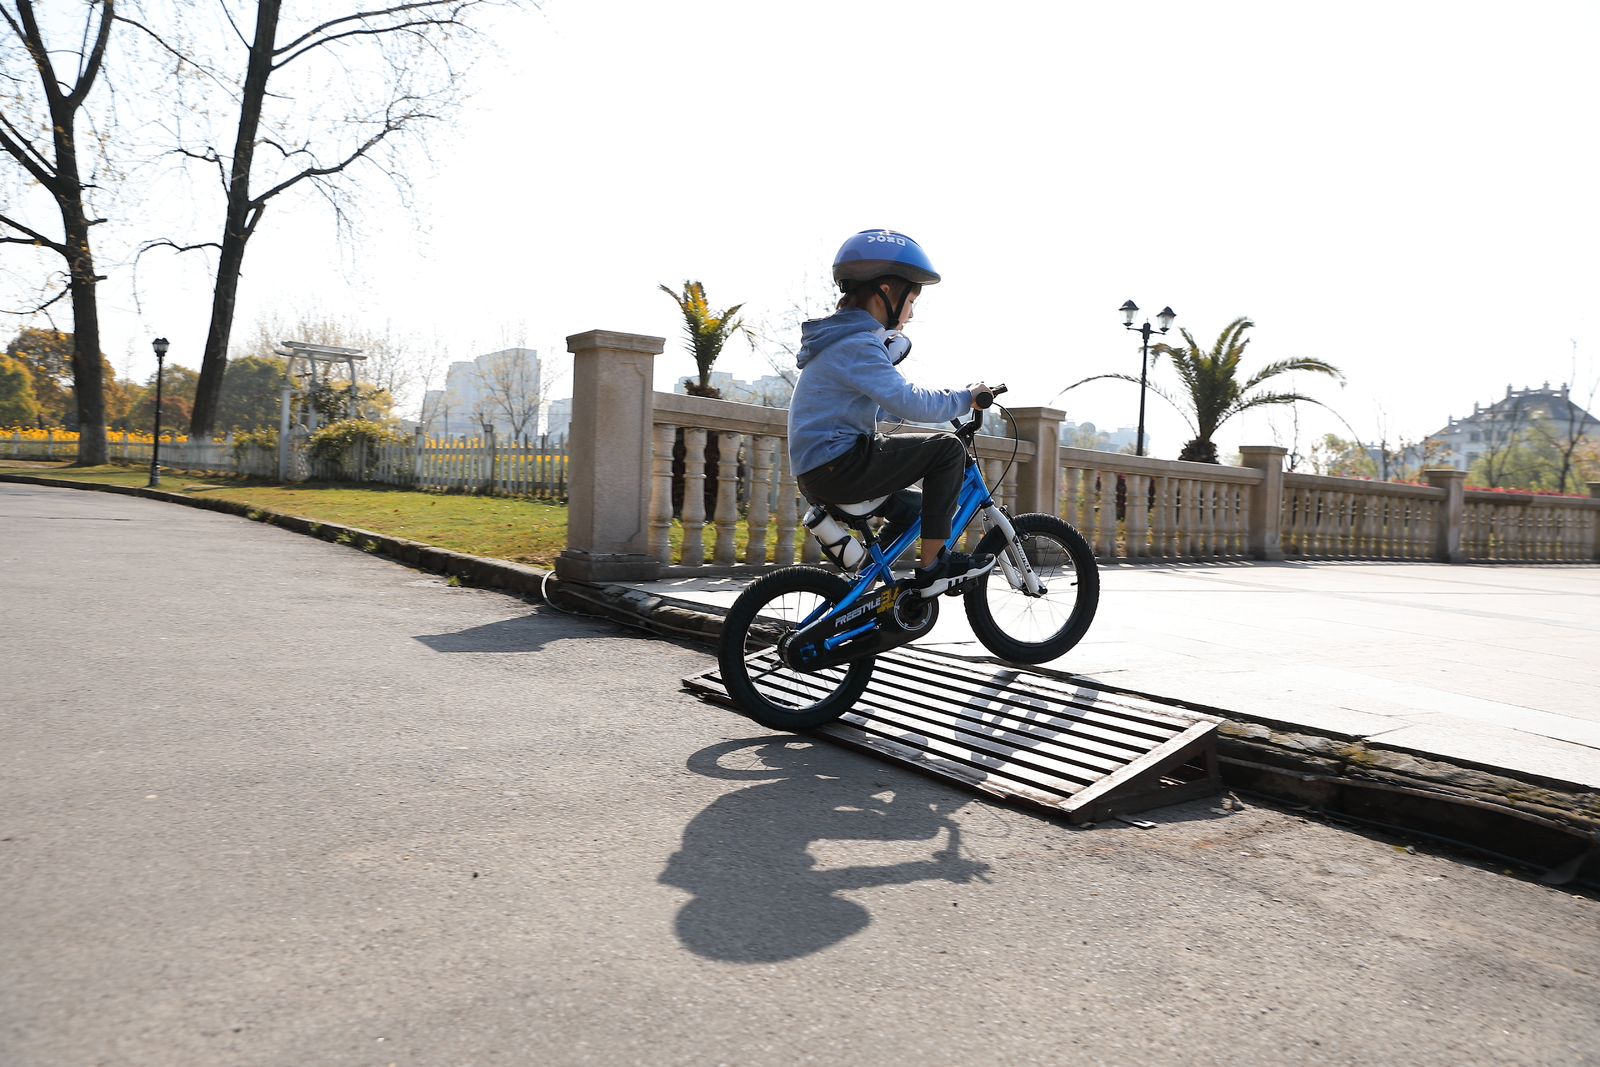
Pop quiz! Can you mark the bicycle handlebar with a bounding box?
[972,383,1008,410]
[953,383,1008,438]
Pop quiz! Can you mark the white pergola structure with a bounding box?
[273,340,367,481]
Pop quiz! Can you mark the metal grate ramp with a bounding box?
[684,645,1223,824]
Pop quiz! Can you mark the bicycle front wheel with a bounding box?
[717,566,875,732]
[965,513,1099,664]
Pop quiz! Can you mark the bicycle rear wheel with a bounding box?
[965,513,1099,664]
[717,566,875,731]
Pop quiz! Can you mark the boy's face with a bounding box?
[889,286,919,329]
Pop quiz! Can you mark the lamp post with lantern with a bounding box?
[1119,301,1175,458]
[147,337,169,487]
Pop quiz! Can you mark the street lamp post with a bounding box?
[148,337,169,487]
[1119,301,1176,458]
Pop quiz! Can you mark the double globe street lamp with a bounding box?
[147,336,169,487]
[1119,300,1175,458]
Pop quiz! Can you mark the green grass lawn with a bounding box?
[1,461,790,568]
[2,462,570,566]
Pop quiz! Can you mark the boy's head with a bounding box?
[832,229,939,329]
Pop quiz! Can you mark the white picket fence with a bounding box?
[3,429,569,500]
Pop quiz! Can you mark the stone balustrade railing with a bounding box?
[1462,489,1599,562]
[539,331,1600,582]
[1054,447,1262,562]
[648,390,1028,573]
[1281,473,1444,559]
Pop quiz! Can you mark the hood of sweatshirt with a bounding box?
[795,309,879,370]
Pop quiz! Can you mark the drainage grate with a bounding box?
[684,645,1223,824]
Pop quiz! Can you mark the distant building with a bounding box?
[421,347,540,438]
[674,371,794,408]
[1062,419,1146,455]
[544,397,571,439]
[1425,383,1597,471]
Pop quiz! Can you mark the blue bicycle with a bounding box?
[718,388,1100,731]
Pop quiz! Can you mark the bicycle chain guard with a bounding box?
[780,582,941,673]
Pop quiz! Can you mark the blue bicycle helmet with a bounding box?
[832,229,941,288]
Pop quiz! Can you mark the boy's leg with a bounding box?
[798,433,966,566]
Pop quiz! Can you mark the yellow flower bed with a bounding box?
[0,427,188,443]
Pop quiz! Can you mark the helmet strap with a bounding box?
[877,279,910,330]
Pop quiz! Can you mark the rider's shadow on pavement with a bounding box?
[660,737,990,963]
[413,609,597,653]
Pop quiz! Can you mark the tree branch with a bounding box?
[0,210,65,252]
[0,285,69,316]
[0,117,57,185]
[251,107,430,205]
[7,1,64,110]
[274,16,467,70]
[63,0,115,112]
[111,13,236,94]
[139,238,223,255]
[273,1,471,56]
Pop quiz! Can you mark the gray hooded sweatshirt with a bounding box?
[786,308,972,476]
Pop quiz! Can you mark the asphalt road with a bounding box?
[3,481,1598,1067]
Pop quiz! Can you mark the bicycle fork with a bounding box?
[977,504,1045,597]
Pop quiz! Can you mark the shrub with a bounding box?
[232,427,278,461]
[307,419,401,469]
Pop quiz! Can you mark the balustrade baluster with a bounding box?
[775,448,799,564]
[1073,467,1096,552]
[1228,484,1245,557]
[1061,465,1081,531]
[1097,469,1119,559]
[1124,473,1147,558]
[713,432,743,565]
[649,423,676,563]
[1162,475,1180,558]
[681,428,708,566]
[744,434,775,565]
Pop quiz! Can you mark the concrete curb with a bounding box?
[7,470,1597,883]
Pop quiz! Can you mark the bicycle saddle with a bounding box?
[830,496,889,517]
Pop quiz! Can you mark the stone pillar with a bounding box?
[1424,468,1469,564]
[1238,445,1288,561]
[1588,482,1600,562]
[556,330,666,582]
[1007,406,1064,516]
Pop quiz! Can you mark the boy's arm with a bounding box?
[853,351,972,424]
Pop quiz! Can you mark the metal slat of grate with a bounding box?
[684,645,1223,823]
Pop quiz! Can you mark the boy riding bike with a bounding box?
[788,229,997,594]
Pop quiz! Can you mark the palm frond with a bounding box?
[1228,391,1332,416]
[1241,356,1346,391]
[1143,316,1344,454]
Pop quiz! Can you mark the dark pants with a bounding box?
[797,433,967,541]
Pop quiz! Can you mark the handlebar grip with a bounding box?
[972,383,1008,409]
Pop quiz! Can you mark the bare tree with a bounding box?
[120,1,517,437]
[1525,345,1599,494]
[0,0,116,463]
[1472,391,1533,489]
[464,347,538,439]
[747,269,836,390]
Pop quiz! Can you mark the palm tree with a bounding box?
[1058,317,1344,463]
[660,281,746,398]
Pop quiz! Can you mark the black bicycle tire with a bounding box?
[965,513,1099,664]
[717,566,875,731]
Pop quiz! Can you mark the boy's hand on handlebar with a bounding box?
[969,382,1007,409]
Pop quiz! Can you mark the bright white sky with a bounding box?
[95,0,1600,460]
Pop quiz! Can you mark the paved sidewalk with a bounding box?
[5,481,1599,1067]
[618,562,1600,790]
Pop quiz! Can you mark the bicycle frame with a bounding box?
[794,423,1042,647]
